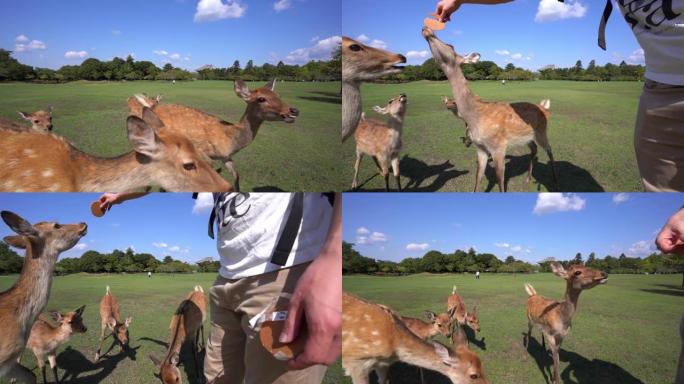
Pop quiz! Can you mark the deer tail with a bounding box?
[452,285,457,294]
[540,99,551,111]
[524,283,537,297]
[195,285,204,293]
[105,285,111,295]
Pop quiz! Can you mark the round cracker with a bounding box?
[90,201,105,217]
[424,17,445,31]
[259,320,307,361]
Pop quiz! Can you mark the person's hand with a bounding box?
[98,193,123,212]
[436,0,461,22]
[656,208,684,254]
[279,246,342,370]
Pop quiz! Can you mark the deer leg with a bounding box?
[47,354,59,384]
[492,148,507,192]
[546,149,559,191]
[391,156,401,191]
[345,361,371,384]
[352,152,363,190]
[474,147,488,192]
[5,361,36,384]
[526,142,538,185]
[375,364,390,384]
[95,322,107,360]
[548,336,561,384]
[224,159,240,192]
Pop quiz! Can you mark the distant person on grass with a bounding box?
[475,270,480,279]
[434,0,684,191]
[98,192,342,384]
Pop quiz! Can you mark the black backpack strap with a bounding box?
[207,193,222,240]
[597,0,613,50]
[270,192,304,266]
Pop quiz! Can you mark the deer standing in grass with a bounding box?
[447,286,480,333]
[128,80,298,191]
[0,211,87,384]
[150,285,207,384]
[0,107,232,192]
[342,292,489,384]
[342,37,406,141]
[95,286,132,361]
[24,306,87,384]
[523,262,608,384]
[400,310,454,340]
[423,27,558,192]
[0,108,54,133]
[352,93,407,191]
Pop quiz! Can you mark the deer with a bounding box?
[0,108,53,133]
[342,36,406,141]
[95,286,132,361]
[150,285,207,384]
[0,211,87,384]
[24,306,87,384]
[423,26,558,192]
[127,80,298,191]
[342,292,489,384]
[0,107,232,192]
[399,310,453,340]
[447,286,480,334]
[127,94,161,119]
[523,262,608,384]
[352,93,407,191]
[442,96,473,147]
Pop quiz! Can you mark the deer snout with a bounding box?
[397,54,407,64]
[79,223,88,235]
[422,26,435,39]
[289,107,299,116]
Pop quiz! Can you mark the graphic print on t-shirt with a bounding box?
[215,192,252,231]
[620,0,682,33]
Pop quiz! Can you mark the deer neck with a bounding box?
[446,66,480,125]
[387,114,404,134]
[165,313,186,363]
[74,151,160,192]
[342,81,362,137]
[235,105,265,146]
[395,331,450,373]
[560,282,582,321]
[14,241,57,331]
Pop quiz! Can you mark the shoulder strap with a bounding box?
[557,0,613,50]
[270,192,304,266]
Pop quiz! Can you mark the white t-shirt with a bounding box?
[213,193,333,279]
[616,0,684,85]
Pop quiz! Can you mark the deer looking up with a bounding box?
[524,262,608,384]
[342,37,406,141]
[423,26,558,192]
[352,93,408,191]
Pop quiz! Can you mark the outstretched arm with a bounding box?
[98,192,149,212]
[436,0,513,22]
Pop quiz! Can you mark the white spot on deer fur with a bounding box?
[47,183,61,192]
[372,340,382,346]
[20,170,32,178]
[42,169,54,178]
[7,159,19,168]
[2,180,15,189]
[363,314,372,320]
[23,148,36,157]
[371,330,379,336]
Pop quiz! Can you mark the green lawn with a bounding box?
[0,273,344,384]
[343,273,682,384]
[0,80,343,192]
[341,80,643,192]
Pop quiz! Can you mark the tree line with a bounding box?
[343,242,683,275]
[0,242,221,275]
[0,47,341,83]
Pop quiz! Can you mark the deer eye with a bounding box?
[183,163,196,171]
[470,374,479,379]
[257,97,267,103]
[349,44,362,52]
[574,270,582,276]
[34,120,40,123]
[54,223,62,229]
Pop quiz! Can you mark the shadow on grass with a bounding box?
[56,345,139,383]
[252,186,286,192]
[464,326,486,351]
[365,362,451,384]
[640,283,684,297]
[524,334,553,384]
[298,91,341,105]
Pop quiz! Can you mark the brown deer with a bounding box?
[352,93,408,191]
[95,286,132,361]
[0,211,87,384]
[447,286,480,333]
[342,37,406,141]
[423,26,558,192]
[0,107,232,192]
[442,96,473,147]
[449,320,487,382]
[0,108,53,133]
[127,94,161,119]
[128,80,298,191]
[150,285,207,384]
[342,292,489,384]
[523,262,608,384]
[24,306,87,384]
[400,310,453,340]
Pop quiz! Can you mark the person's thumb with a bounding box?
[280,295,304,344]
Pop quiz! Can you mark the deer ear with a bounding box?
[125,316,133,327]
[463,53,481,64]
[265,78,276,91]
[18,111,30,120]
[4,235,27,249]
[372,106,388,115]
[48,106,54,113]
[141,107,165,131]
[75,305,86,316]
[550,262,568,279]
[51,311,63,322]
[432,342,452,364]
[108,318,117,328]
[424,310,436,322]
[234,80,251,101]
[472,305,478,314]
[155,94,163,102]
[149,354,162,367]
[127,115,161,158]
[170,354,180,365]
[2,211,38,238]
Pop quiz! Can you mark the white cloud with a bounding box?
[495,242,510,248]
[169,53,181,60]
[627,240,655,257]
[356,236,368,245]
[16,38,47,52]
[510,245,522,252]
[370,232,388,242]
[169,246,181,252]
[355,229,388,245]
[356,34,369,42]
[153,242,169,248]
[74,243,88,251]
[627,48,645,64]
[535,0,587,22]
[284,35,341,64]
[495,49,510,56]
[406,50,429,61]
[112,30,122,35]
[154,49,169,56]
[406,243,430,251]
[533,193,586,215]
[613,193,630,204]
[15,34,29,43]
[310,36,320,42]
[273,0,291,12]
[356,226,370,235]
[194,0,246,22]
[369,39,387,49]
[64,50,88,59]
[511,53,523,60]
[193,193,214,214]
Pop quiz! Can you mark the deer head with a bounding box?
[550,262,608,290]
[372,93,408,119]
[18,107,53,131]
[150,353,182,384]
[422,27,480,74]
[234,79,299,123]
[53,305,88,334]
[2,210,87,254]
[342,37,406,82]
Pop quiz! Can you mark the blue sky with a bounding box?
[1,0,341,70]
[0,193,221,262]
[342,0,644,69]
[343,193,682,263]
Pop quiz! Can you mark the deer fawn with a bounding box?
[423,27,558,192]
[95,286,132,361]
[352,93,408,191]
[524,262,608,384]
[447,286,480,333]
[342,292,489,384]
[128,80,298,191]
[342,37,406,141]
[150,285,207,384]
[400,310,453,340]
[24,306,87,384]
[0,107,53,133]
[0,211,87,384]
[0,107,232,192]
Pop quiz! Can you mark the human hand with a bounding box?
[436,0,461,22]
[656,208,684,254]
[98,193,123,212]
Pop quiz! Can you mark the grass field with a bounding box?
[341,80,643,192]
[0,80,343,192]
[343,273,682,384]
[0,273,345,384]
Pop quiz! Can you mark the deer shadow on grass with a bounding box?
[523,334,554,384]
[640,283,684,297]
[366,362,452,384]
[298,91,341,105]
[464,326,486,351]
[56,345,139,383]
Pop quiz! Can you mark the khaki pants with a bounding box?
[204,262,328,384]
[634,79,684,191]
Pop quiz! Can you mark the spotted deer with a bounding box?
[447,286,480,333]
[150,285,207,384]
[24,306,87,384]
[523,262,608,384]
[400,310,453,340]
[342,37,406,141]
[343,292,489,384]
[449,319,488,382]
[0,211,87,384]
[95,286,132,361]
[352,93,407,191]
[128,80,298,191]
[0,107,232,192]
[423,27,558,192]
[0,107,54,133]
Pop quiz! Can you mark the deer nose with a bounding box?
[398,54,407,63]
[289,107,299,116]
[601,271,608,278]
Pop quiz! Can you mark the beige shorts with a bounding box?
[203,262,328,384]
[634,79,684,191]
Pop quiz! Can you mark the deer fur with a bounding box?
[400,310,453,340]
[447,286,480,333]
[95,286,132,361]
